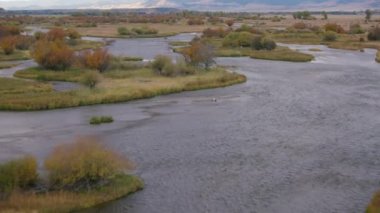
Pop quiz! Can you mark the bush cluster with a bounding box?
[31,40,74,70]
[349,24,365,34]
[81,49,111,72]
[251,36,277,51]
[368,27,380,41]
[152,55,195,77]
[324,23,345,34]
[187,18,204,25]
[223,32,254,47]
[0,36,17,55]
[202,28,230,38]
[323,31,338,41]
[0,156,38,198]
[118,26,158,36]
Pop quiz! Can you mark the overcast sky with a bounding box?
[0,0,378,11]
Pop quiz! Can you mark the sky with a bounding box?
[0,0,379,11]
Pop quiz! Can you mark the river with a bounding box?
[0,34,380,213]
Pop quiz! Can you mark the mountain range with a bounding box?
[1,0,379,11]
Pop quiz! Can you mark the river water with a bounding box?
[0,34,380,213]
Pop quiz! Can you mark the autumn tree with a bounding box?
[82,48,111,72]
[46,28,66,41]
[183,39,215,69]
[0,36,17,55]
[31,40,74,70]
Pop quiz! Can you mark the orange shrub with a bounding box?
[31,40,74,70]
[65,28,81,40]
[183,40,215,69]
[324,23,345,34]
[46,28,66,41]
[82,48,111,72]
[0,25,21,37]
[293,22,307,29]
[0,36,17,55]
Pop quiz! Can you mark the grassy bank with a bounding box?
[250,47,314,62]
[1,67,246,111]
[271,32,380,51]
[15,67,90,82]
[0,77,52,95]
[0,174,143,213]
[0,62,18,69]
[367,191,380,213]
[376,51,380,63]
[0,50,30,61]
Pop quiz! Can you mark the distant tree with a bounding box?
[225,19,235,27]
[322,11,328,20]
[365,9,372,22]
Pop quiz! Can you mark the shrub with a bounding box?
[367,191,380,213]
[131,26,158,35]
[0,25,21,37]
[251,36,277,50]
[82,71,101,88]
[225,19,235,27]
[223,32,254,48]
[187,18,204,25]
[323,31,337,41]
[202,28,229,38]
[238,32,254,47]
[324,23,345,34]
[31,40,74,70]
[368,27,380,41]
[118,27,130,35]
[183,40,215,69]
[34,31,46,40]
[152,55,172,75]
[66,28,81,40]
[0,156,38,198]
[349,24,365,34]
[46,28,66,41]
[82,49,111,72]
[14,35,34,50]
[89,116,114,125]
[44,137,132,190]
[0,36,17,55]
[261,38,277,50]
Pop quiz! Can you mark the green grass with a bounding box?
[0,174,143,213]
[14,67,91,82]
[1,67,246,111]
[90,116,114,125]
[215,46,314,62]
[0,77,52,95]
[367,191,380,213]
[169,41,189,47]
[0,50,30,61]
[0,62,17,69]
[250,47,314,62]
[70,40,105,51]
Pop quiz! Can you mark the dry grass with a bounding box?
[1,67,246,111]
[0,77,52,95]
[250,47,314,62]
[0,62,17,69]
[377,51,380,63]
[0,174,143,213]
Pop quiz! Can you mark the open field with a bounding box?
[76,21,220,38]
[0,174,143,213]
[0,50,30,61]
